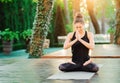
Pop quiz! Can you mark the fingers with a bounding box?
[83,61,90,66]
[75,31,79,39]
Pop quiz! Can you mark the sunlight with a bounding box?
[83,0,86,3]
[84,20,89,30]
[86,0,95,8]
[80,0,95,13]
[60,0,63,2]
[80,0,87,13]
[112,0,116,12]
[112,0,115,6]
[32,0,38,3]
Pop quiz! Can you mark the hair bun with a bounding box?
[74,12,84,24]
[75,13,83,18]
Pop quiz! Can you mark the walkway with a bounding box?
[0,44,119,83]
[0,58,119,83]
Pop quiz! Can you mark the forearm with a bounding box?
[78,38,94,50]
[64,39,78,49]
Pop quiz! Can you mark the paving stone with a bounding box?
[0,58,119,83]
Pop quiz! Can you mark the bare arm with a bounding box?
[76,31,95,50]
[63,32,78,49]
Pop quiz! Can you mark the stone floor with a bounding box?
[0,44,120,83]
[0,58,119,83]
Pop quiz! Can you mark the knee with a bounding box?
[59,64,67,72]
[59,63,72,72]
[92,66,99,72]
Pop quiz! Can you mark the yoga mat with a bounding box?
[47,71,95,80]
[47,64,103,80]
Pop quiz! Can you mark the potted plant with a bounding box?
[107,27,115,43]
[0,28,19,54]
[21,29,32,52]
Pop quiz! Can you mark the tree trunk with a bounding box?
[101,8,105,34]
[54,5,66,43]
[115,0,120,45]
[72,0,81,16]
[29,0,54,58]
[86,0,100,34]
[63,0,71,24]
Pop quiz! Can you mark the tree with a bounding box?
[29,0,54,58]
[72,0,81,16]
[86,0,100,34]
[63,0,71,24]
[100,1,106,34]
[115,0,120,45]
[94,0,115,34]
[54,4,66,43]
[0,0,36,32]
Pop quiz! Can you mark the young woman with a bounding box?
[59,13,99,72]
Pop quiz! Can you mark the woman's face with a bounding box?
[75,22,84,32]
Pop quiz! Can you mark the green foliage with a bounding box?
[65,23,73,33]
[47,0,73,46]
[107,27,115,34]
[108,17,115,27]
[0,0,37,3]
[21,29,32,39]
[32,0,38,3]
[68,0,73,21]
[0,28,19,41]
[0,0,12,3]
[107,18,115,34]
[95,0,115,18]
[0,0,37,32]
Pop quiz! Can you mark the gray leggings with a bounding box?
[59,62,99,72]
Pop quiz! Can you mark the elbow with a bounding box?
[90,47,94,50]
[63,45,69,49]
[90,48,94,50]
[63,47,67,50]
[63,43,71,49]
[90,45,94,50]
[63,46,68,49]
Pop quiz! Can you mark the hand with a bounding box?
[68,61,76,65]
[75,31,81,40]
[83,60,91,66]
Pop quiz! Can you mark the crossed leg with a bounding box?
[59,62,99,72]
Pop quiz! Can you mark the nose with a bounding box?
[77,26,82,28]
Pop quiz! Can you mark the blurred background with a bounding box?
[0,0,120,57]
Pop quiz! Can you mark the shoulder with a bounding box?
[87,31,94,38]
[67,32,75,39]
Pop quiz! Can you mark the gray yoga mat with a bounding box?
[47,64,103,80]
[48,71,95,80]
